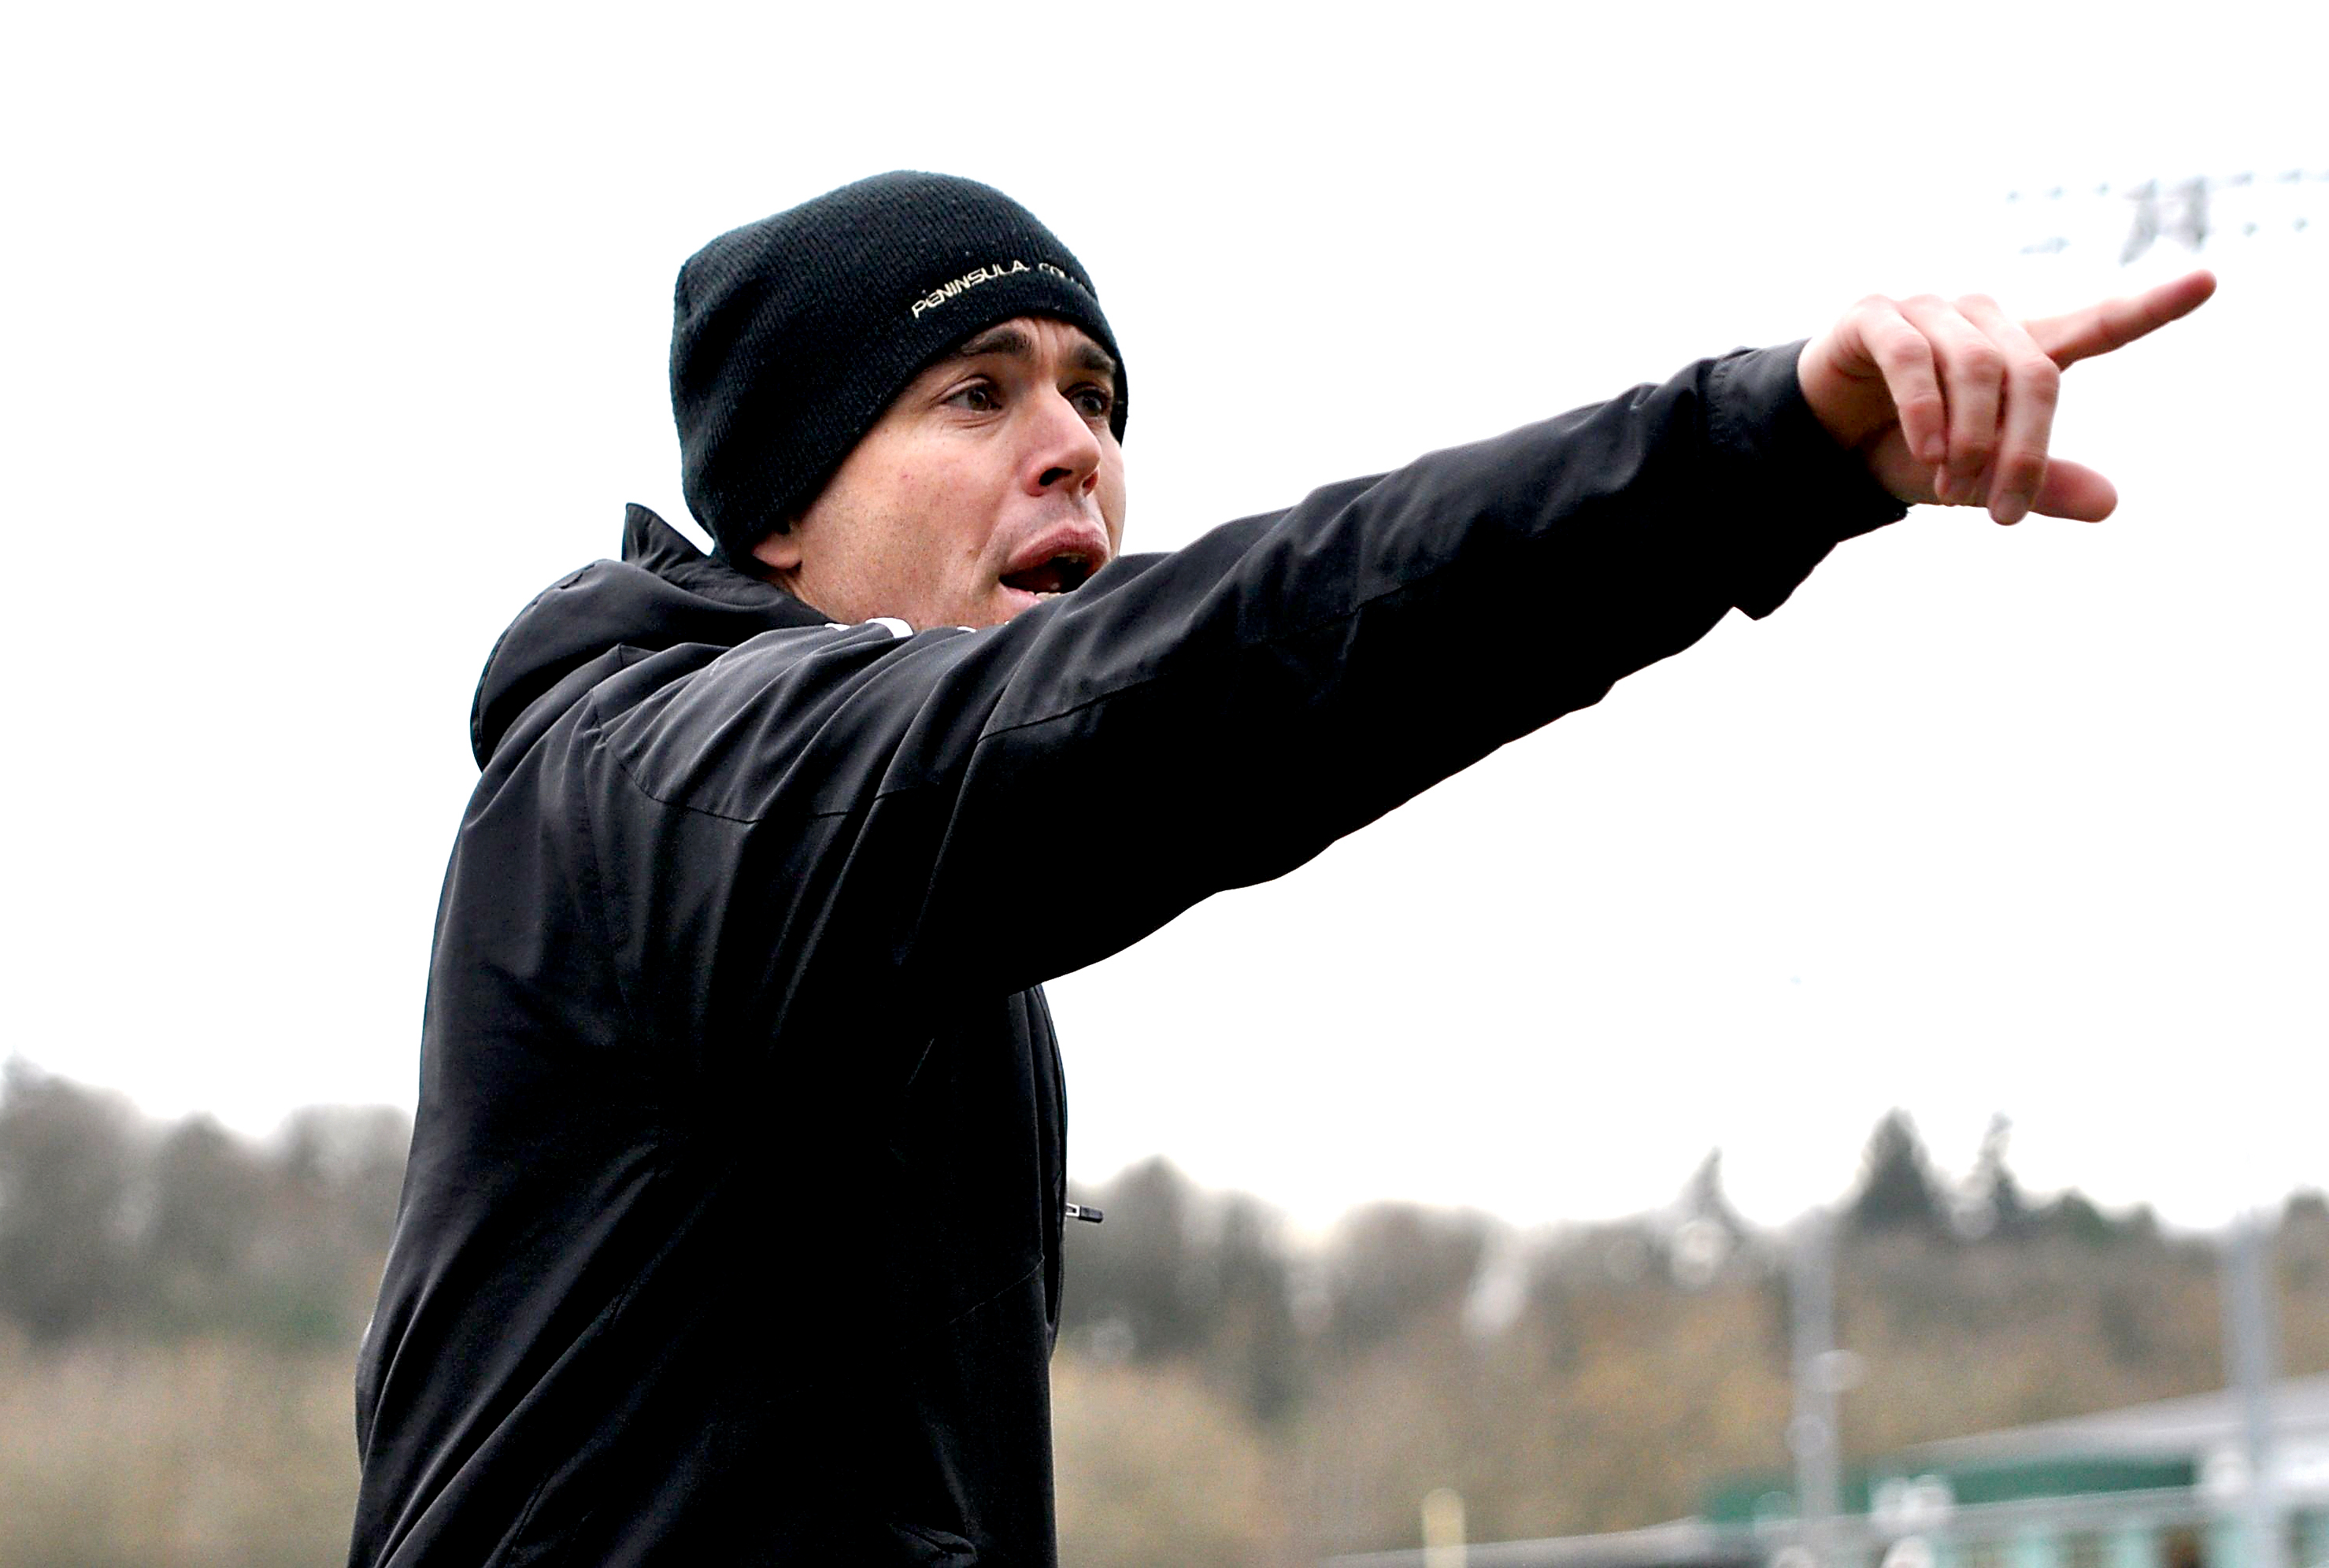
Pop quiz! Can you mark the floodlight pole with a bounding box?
[1789,1209,1844,1568]
[2223,1213,2286,1568]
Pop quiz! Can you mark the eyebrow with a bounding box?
[945,324,1118,383]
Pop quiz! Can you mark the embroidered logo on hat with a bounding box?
[909,259,1086,320]
[911,260,1031,319]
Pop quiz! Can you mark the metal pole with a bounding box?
[2223,1213,2286,1568]
[1790,1209,1843,1568]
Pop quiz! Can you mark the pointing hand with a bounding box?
[1796,270,2216,524]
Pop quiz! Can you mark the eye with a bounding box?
[1068,383,1114,421]
[946,380,1002,413]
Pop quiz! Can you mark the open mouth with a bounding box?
[999,550,1100,599]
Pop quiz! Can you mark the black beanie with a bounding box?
[671,171,1127,563]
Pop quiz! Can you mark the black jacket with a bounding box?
[349,344,1901,1566]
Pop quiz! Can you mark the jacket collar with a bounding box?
[468,506,829,767]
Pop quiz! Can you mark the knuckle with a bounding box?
[2020,357,2063,403]
[1958,341,2007,379]
[1956,291,1999,314]
[1881,338,1935,375]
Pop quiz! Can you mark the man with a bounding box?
[348,171,2210,1565]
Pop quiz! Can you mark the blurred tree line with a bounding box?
[1054,1109,2329,1562]
[0,1059,411,1566]
[0,1059,405,1349]
[2,1061,2324,1568]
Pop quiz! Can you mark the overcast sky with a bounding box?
[6,1,2322,1235]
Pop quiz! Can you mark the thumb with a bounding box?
[2027,458,2118,522]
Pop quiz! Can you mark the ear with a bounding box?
[749,523,803,577]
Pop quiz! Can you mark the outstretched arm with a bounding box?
[588,346,1900,1048]
[1796,269,2216,525]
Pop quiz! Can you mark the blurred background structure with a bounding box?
[4,1064,2323,1566]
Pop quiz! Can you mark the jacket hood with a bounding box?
[469,505,829,767]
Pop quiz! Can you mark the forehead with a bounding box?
[937,316,1117,383]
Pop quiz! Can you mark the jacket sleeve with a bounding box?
[580,343,1903,1055]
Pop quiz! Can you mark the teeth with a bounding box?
[1002,551,1098,600]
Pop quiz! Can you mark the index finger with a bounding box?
[2024,269,2216,368]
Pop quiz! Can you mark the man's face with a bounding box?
[752,316,1126,631]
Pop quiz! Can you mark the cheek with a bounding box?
[871,471,958,570]
[1100,457,1129,548]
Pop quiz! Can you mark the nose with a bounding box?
[1022,386,1103,501]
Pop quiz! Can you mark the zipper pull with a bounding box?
[1064,1203,1104,1224]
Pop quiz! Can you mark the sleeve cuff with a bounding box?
[1706,341,1909,618]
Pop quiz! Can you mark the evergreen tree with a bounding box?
[2035,1189,2120,1246]
[1846,1109,1946,1236]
